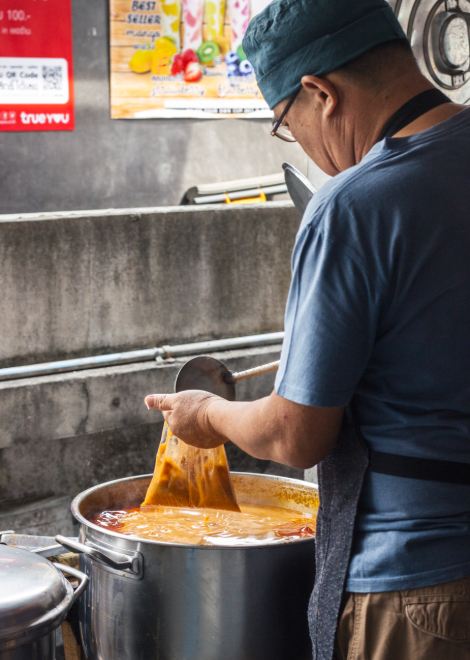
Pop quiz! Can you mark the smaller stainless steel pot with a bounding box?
[0,545,88,660]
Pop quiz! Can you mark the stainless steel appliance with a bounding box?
[57,472,318,660]
[391,0,470,103]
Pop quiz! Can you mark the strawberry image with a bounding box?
[182,49,199,68]
[184,61,203,82]
[171,53,185,75]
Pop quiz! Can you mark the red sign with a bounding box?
[0,0,74,131]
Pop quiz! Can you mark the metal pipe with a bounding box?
[0,332,284,382]
[160,332,284,357]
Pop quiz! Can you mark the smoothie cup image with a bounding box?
[203,0,226,42]
[161,0,182,50]
[182,0,204,51]
[228,0,250,50]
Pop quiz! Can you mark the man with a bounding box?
[145,1,470,658]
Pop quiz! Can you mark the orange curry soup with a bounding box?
[92,502,316,546]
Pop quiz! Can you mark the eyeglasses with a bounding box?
[271,87,301,142]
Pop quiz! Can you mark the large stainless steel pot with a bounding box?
[58,472,318,660]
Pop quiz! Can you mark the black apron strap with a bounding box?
[308,413,369,660]
[378,88,451,141]
[369,450,470,485]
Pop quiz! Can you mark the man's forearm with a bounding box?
[206,395,294,464]
[206,393,341,468]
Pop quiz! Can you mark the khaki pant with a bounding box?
[335,576,470,660]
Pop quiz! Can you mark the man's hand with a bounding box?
[145,389,344,468]
[145,390,228,448]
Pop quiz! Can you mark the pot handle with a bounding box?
[55,535,142,575]
[53,563,89,605]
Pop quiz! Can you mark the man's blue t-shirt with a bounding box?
[275,108,470,592]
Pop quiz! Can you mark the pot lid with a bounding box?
[0,545,73,644]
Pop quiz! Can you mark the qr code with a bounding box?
[42,66,63,90]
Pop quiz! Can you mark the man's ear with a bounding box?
[300,75,338,116]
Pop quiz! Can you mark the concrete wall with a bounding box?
[0,0,307,215]
[0,203,303,535]
[0,345,302,535]
[0,203,299,367]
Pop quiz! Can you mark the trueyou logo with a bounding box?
[20,111,71,126]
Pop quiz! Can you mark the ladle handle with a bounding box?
[229,360,280,383]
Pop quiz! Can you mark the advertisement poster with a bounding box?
[0,0,74,132]
[110,0,271,119]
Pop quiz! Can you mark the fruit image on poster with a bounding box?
[0,0,74,132]
[110,0,271,118]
